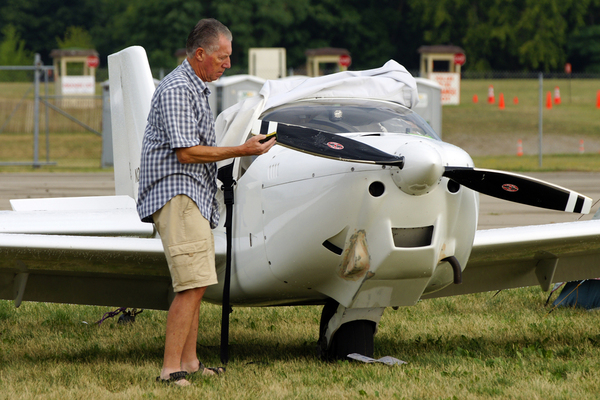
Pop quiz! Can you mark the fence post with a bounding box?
[33,54,41,167]
[538,72,543,168]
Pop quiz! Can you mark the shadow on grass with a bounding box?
[6,332,320,367]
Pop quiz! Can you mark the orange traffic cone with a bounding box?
[513,97,519,105]
[597,90,600,109]
[546,91,552,109]
[579,139,585,154]
[473,94,479,103]
[488,85,495,104]
[517,139,523,156]
[499,93,505,109]
[554,87,561,105]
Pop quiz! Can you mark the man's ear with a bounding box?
[195,47,205,62]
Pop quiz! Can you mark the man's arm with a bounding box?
[175,134,276,164]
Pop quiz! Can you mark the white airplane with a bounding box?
[1,46,600,361]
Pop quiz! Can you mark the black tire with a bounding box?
[318,299,376,361]
[328,319,375,360]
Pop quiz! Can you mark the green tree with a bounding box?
[56,26,94,49]
[2,0,600,73]
[567,25,600,72]
[514,0,567,71]
[566,0,600,72]
[0,0,99,64]
[0,24,33,81]
[409,0,591,71]
[211,0,311,72]
[461,0,523,71]
[343,0,422,71]
[106,0,204,69]
[212,0,417,72]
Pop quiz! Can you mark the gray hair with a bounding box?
[186,18,232,57]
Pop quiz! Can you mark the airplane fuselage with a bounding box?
[205,133,479,309]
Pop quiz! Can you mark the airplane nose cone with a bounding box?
[391,141,444,195]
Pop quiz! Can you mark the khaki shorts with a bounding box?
[153,194,217,292]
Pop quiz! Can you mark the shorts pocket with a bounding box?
[168,239,209,288]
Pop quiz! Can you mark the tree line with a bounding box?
[1,0,600,75]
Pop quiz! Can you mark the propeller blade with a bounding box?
[443,167,592,213]
[252,120,404,168]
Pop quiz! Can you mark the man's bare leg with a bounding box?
[160,286,206,383]
[180,289,203,373]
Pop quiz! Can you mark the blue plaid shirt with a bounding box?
[137,59,219,228]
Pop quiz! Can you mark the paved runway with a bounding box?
[0,173,116,211]
[0,171,598,229]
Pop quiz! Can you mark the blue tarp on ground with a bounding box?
[553,280,600,309]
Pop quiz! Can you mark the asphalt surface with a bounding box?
[0,171,598,229]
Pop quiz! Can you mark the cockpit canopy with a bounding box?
[261,98,440,140]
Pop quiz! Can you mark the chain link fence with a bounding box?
[0,55,103,166]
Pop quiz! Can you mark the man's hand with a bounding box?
[176,134,276,164]
[242,134,276,156]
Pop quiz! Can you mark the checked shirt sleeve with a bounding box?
[156,86,203,149]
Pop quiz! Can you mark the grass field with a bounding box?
[0,132,105,172]
[1,288,599,399]
[0,82,102,138]
[446,78,600,136]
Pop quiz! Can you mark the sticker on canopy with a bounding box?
[327,142,344,150]
[502,183,519,192]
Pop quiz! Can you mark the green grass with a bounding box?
[2,287,599,399]
[448,79,600,137]
[472,154,600,172]
[0,132,108,172]
[0,81,101,98]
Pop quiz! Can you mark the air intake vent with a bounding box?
[392,226,434,248]
[268,163,279,180]
[323,240,343,255]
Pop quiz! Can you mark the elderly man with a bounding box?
[136,18,275,386]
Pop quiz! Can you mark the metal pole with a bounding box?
[44,64,50,162]
[33,54,41,168]
[538,72,543,168]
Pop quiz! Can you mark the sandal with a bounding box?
[202,366,226,376]
[192,362,225,376]
[156,371,191,386]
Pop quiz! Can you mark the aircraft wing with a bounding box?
[3,194,600,308]
[421,219,600,299]
[1,196,153,237]
[0,230,228,310]
[0,232,171,309]
[0,195,228,310]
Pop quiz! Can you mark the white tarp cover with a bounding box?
[215,60,418,173]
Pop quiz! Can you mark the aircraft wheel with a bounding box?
[318,299,375,361]
[328,319,375,360]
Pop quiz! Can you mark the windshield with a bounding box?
[261,98,440,140]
